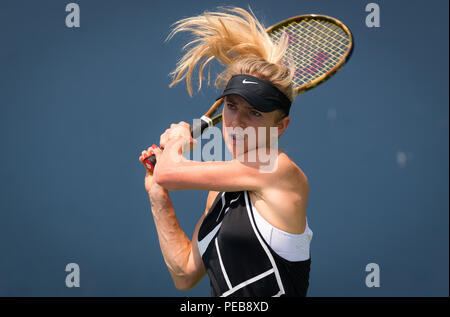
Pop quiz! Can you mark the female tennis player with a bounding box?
[139,7,312,297]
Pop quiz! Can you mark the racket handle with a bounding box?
[143,154,157,171]
[142,116,215,172]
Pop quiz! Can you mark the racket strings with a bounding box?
[270,18,351,90]
[294,22,344,75]
[281,21,346,82]
[298,23,347,60]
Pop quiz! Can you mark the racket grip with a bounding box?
[143,155,157,171]
[142,116,214,172]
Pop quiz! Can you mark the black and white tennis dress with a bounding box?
[197,190,313,297]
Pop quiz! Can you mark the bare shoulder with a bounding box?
[276,152,309,190]
[253,152,309,234]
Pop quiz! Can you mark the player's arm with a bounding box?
[177,190,219,290]
[150,188,217,290]
[152,137,286,192]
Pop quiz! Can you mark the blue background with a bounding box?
[0,0,448,297]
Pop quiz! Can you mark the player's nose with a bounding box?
[229,113,247,129]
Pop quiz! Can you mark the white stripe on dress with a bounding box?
[198,223,222,257]
[215,237,232,290]
[221,269,274,297]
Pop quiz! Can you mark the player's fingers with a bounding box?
[160,132,168,149]
[169,126,189,140]
[152,146,163,160]
[178,121,191,130]
[144,147,155,158]
[139,150,148,162]
[143,145,158,157]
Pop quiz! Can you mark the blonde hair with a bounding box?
[167,7,295,104]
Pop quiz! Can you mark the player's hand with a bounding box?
[139,145,167,199]
[159,121,197,152]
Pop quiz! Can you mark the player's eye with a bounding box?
[226,103,237,110]
[251,110,262,117]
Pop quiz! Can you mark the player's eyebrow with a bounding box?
[225,96,254,109]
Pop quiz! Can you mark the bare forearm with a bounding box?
[149,191,192,282]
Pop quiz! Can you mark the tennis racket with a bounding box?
[143,14,353,171]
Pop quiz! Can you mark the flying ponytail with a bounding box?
[167,7,295,102]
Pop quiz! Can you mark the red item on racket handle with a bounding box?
[143,155,156,171]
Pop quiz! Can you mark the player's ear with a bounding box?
[276,115,290,137]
